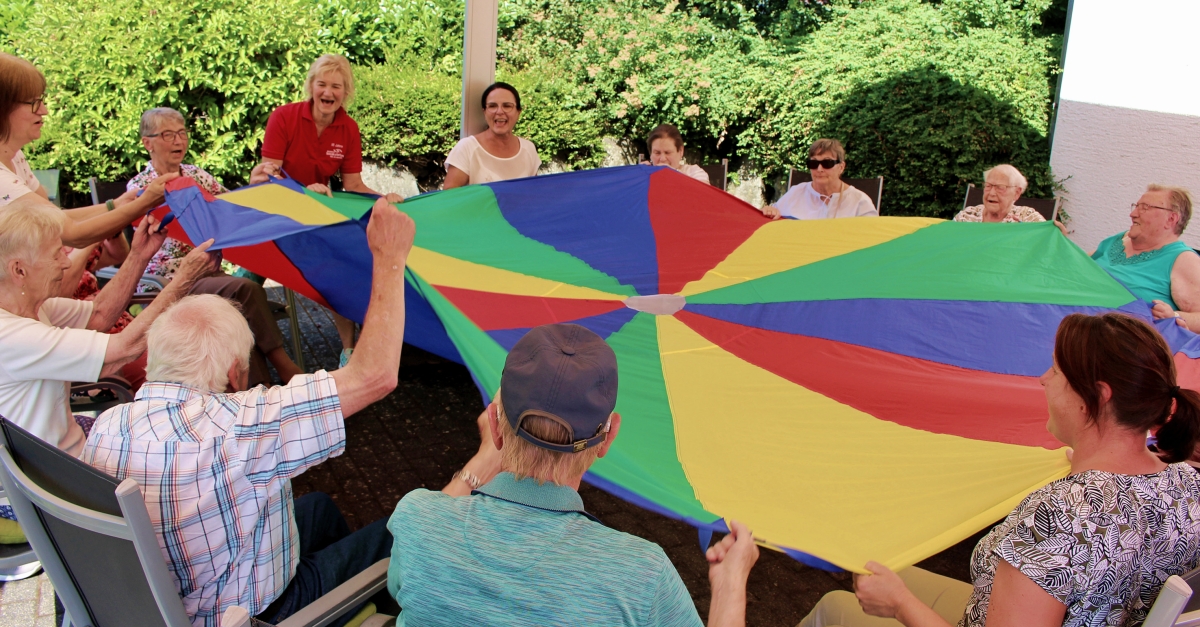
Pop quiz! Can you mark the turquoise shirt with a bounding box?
[387,473,703,627]
[1092,232,1195,310]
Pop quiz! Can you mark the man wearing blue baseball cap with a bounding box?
[385,323,759,626]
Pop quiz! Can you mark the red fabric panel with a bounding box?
[676,310,1061,449]
[433,285,625,331]
[648,169,765,295]
[142,205,329,307]
[1175,353,1200,392]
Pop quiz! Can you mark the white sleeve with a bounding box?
[774,185,803,218]
[0,161,36,207]
[522,138,542,176]
[0,311,108,383]
[445,138,472,175]
[854,189,878,217]
[41,298,95,329]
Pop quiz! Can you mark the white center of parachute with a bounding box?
[623,294,686,315]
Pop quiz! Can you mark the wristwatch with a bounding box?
[456,469,483,490]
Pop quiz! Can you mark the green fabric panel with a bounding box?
[400,187,638,297]
[311,190,375,220]
[589,313,718,524]
[690,221,1136,307]
[406,271,507,395]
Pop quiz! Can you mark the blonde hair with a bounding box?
[983,164,1027,193]
[1147,183,1194,235]
[146,295,254,392]
[0,195,63,275]
[304,54,355,104]
[808,138,845,162]
[497,398,601,486]
[0,53,45,142]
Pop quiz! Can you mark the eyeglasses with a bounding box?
[1131,202,1174,213]
[19,97,43,113]
[807,158,841,170]
[485,102,517,112]
[983,182,1017,192]
[146,129,188,142]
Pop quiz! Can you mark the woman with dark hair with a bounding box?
[801,312,1200,627]
[442,82,541,189]
[0,53,175,247]
[643,123,709,184]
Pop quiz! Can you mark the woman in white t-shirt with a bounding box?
[762,138,877,220]
[442,82,541,189]
[642,123,710,184]
[0,53,177,247]
[0,198,218,456]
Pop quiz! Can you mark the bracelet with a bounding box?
[456,469,483,490]
[105,199,115,212]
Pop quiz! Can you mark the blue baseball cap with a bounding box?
[500,324,619,453]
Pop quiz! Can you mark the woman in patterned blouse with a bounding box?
[801,312,1200,627]
[953,165,1045,224]
[126,107,303,387]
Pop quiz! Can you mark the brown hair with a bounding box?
[0,54,45,143]
[808,138,845,162]
[647,124,684,151]
[497,398,600,486]
[1147,184,1193,235]
[1055,313,1200,462]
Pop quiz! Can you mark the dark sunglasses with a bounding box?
[807,158,841,170]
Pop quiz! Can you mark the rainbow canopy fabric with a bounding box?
[160,166,1200,572]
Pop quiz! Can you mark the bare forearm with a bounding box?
[60,197,152,248]
[707,582,747,627]
[332,252,407,416]
[88,248,154,330]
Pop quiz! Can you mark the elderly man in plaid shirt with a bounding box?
[81,198,414,627]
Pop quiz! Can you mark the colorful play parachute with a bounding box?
[159,167,1200,572]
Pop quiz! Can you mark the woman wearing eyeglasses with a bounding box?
[0,54,176,247]
[1091,184,1200,330]
[442,82,541,190]
[761,138,876,220]
[953,165,1044,223]
[125,106,303,387]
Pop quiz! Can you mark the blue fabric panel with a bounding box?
[685,299,1125,377]
[167,181,322,249]
[488,166,660,296]
[275,218,373,324]
[486,307,639,352]
[403,272,465,365]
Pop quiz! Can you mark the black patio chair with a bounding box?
[961,184,1059,221]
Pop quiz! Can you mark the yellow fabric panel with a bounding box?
[220,186,349,226]
[679,217,943,297]
[656,315,1070,572]
[407,247,627,300]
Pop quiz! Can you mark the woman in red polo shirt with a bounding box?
[261,53,403,363]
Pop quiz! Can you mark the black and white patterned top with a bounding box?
[960,464,1200,627]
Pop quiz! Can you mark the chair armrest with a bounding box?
[278,558,389,627]
[70,377,134,404]
[94,267,170,292]
[221,606,276,627]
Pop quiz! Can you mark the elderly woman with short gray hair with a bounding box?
[0,196,217,456]
[954,164,1044,223]
[127,107,304,386]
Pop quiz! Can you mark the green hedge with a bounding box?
[8,0,1064,216]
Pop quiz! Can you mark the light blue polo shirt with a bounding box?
[386,472,703,627]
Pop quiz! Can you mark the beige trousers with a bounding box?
[798,567,973,627]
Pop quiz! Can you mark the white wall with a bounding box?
[1050,0,1200,251]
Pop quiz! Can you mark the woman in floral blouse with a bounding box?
[801,312,1200,627]
[126,107,303,386]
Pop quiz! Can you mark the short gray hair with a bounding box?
[146,295,254,392]
[0,195,63,277]
[983,164,1027,193]
[139,107,186,138]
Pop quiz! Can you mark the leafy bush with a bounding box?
[13,0,338,190]
[351,63,461,183]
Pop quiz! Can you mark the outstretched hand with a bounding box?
[172,239,220,286]
[366,197,415,260]
[761,205,782,220]
[140,172,181,206]
[130,214,169,259]
[707,519,759,590]
[853,561,915,618]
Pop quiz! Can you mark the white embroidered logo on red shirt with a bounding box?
[325,143,345,160]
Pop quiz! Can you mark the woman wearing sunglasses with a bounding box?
[1091,184,1200,331]
[761,138,877,220]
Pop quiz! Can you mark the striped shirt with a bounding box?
[387,473,703,627]
[81,372,345,627]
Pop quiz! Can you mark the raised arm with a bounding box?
[705,520,759,627]
[330,199,415,416]
[86,215,168,331]
[57,173,179,248]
